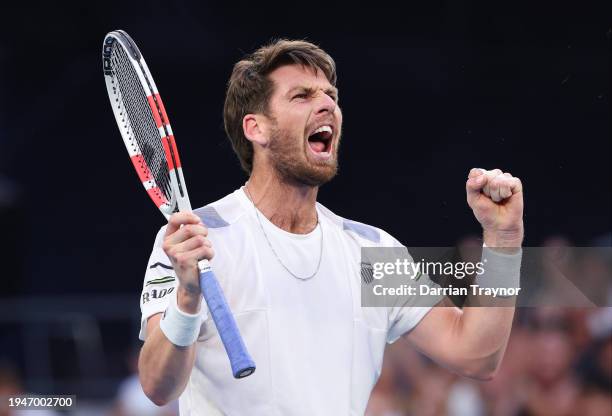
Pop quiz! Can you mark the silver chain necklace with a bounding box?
[243,183,324,281]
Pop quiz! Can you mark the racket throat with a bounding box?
[167,146,185,197]
[171,167,193,212]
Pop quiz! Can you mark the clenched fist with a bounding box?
[162,212,214,312]
[466,168,524,250]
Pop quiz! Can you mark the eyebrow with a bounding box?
[286,85,339,98]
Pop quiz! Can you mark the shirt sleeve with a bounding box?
[139,226,178,340]
[386,269,442,343]
[377,230,444,344]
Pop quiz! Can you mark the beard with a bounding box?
[267,123,340,187]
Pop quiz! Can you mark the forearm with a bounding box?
[139,316,197,405]
[139,289,202,405]
[409,239,522,379]
[451,304,515,379]
[452,239,522,378]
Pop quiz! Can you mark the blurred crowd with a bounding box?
[0,351,177,416]
[366,307,612,416]
[366,233,612,416]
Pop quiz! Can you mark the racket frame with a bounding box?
[102,30,255,378]
[103,30,191,218]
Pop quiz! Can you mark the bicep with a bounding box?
[403,299,463,365]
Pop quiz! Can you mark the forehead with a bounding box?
[268,64,333,93]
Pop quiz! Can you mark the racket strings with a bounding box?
[110,44,173,204]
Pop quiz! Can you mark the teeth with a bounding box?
[312,125,332,135]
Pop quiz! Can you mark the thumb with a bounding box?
[466,168,487,198]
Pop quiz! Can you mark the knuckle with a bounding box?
[200,246,214,260]
[174,252,188,265]
[166,247,177,259]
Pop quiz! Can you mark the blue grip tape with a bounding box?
[199,270,256,378]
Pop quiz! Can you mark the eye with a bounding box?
[293,93,308,100]
[325,90,338,102]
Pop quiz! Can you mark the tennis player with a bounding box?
[137,40,523,415]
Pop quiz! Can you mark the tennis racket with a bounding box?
[102,29,255,378]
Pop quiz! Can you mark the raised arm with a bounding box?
[405,168,523,380]
[139,212,213,405]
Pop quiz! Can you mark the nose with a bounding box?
[315,91,336,115]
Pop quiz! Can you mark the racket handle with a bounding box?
[198,263,256,379]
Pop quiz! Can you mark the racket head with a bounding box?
[102,30,191,218]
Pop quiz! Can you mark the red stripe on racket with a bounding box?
[161,136,174,169]
[130,154,153,182]
[147,95,163,128]
[146,187,166,207]
[168,135,181,168]
[155,94,170,125]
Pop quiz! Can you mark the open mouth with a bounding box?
[307,125,333,155]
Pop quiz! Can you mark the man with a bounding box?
[137,39,524,415]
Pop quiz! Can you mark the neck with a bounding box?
[245,169,319,234]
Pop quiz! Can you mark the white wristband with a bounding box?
[476,246,522,292]
[159,288,204,347]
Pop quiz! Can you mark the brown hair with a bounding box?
[223,39,337,174]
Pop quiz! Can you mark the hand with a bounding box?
[162,212,214,312]
[466,168,524,249]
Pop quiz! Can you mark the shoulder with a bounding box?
[317,202,401,248]
[193,189,248,230]
[150,189,246,245]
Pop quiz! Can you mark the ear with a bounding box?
[243,114,270,147]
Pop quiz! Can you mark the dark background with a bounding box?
[0,0,609,297]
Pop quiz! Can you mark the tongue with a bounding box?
[309,141,326,153]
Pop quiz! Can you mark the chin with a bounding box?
[276,155,338,187]
[267,132,339,186]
